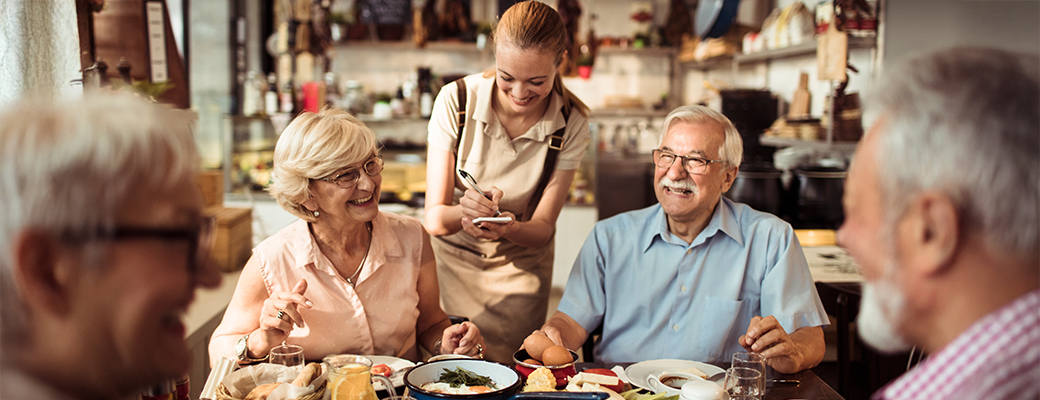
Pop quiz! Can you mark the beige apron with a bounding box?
[432,232,554,364]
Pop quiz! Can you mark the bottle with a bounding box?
[390,86,407,116]
[265,73,279,115]
[280,81,295,113]
[419,89,433,119]
[141,379,175,400]
[242,71,260,117]
[324,72,340,107]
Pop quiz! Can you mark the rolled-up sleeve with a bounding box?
[760,228,829,333]
[556,224,607,333]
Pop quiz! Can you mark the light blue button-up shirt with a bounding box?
[557,198,829,363]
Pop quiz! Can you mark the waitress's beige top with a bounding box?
[247,212,425,362]
[427,73,590,219]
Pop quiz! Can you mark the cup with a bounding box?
[270,344,304,368]
[647,372,702,396]
[323,354,396,400]
[731,351,766,394]
[722,367,763,400]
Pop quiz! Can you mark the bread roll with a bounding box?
[292,363,321,387]
[244,382,280,400]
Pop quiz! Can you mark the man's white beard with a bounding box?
[857,262,913,353]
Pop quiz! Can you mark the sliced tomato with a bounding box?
[371,363,393,377]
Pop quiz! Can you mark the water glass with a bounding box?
[269,343,305,367]
[732,351,766,393]
[723,367,763,400]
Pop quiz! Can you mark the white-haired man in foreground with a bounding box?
[838,47,1039,400]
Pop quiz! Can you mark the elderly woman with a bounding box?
[209,108,483,365]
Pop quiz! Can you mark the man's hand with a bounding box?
[739,316,824,374]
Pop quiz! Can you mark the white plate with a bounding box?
[368,355,416,390]
[625,359,726,391]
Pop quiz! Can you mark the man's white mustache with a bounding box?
[660,176,700,195]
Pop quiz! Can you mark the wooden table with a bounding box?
[576,362,845,400]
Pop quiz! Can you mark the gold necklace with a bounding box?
[345,222,372,288]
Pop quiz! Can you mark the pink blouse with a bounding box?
[251,212,424,361]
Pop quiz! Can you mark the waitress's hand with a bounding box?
[258,279,312,351]
[459,186,503,219]
[440,321,486,358]
[460,187,517,240]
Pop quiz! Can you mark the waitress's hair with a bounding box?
[489,0,589,116]
[268,107,380,222]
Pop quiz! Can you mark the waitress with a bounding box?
[424,1,591,363]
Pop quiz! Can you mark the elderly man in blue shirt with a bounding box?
[533,105,828,373]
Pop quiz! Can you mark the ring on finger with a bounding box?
[475,343,484,359]
[276,309,286,320]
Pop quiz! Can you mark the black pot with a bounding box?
[793,166,847,229]
[727,163,783,216]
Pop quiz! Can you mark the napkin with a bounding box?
[610,366,631,385]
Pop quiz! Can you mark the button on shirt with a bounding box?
[557,198,829,363]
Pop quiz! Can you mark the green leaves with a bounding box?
[439,367,493,388]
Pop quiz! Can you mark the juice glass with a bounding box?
[323,355,395,400]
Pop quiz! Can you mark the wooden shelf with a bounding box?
[332,40,488,53]
[735,36,876,64]
[760,136,859,152]
[597,46,676,57]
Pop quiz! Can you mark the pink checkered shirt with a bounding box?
[873,289,1040,400]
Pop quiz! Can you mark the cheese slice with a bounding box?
[578,373,620,386]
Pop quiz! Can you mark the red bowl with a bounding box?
[512,349,579,388]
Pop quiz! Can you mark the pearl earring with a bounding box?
[313,210,320,217]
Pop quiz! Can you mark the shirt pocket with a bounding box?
[697,296,743,361]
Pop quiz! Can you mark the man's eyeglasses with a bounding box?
[320,155,384,189]
[652,149,724,175]
[66,217,215,273]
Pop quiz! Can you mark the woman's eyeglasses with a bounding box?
[320,155,384,189]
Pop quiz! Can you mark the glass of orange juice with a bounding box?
[323,355,395,400]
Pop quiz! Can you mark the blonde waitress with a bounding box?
[424,1,591,363]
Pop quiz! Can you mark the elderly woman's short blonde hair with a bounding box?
[268,107,379,221]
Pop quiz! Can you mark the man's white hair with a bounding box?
[658,105,744,168]
[0,92,200,356]
[865,47,1039,257]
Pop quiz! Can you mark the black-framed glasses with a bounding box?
[66,217,215,273]
[320,155,384,189]
[652,149,724,175]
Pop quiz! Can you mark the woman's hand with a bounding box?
[257,279,312,352]
[460,187,517,240]
[459,186,503,220]
[440,321,485,358]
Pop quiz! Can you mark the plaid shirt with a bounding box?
[873,289,1040,400]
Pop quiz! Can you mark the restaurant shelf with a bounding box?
[735,36,876,64]
[760,136,859,152]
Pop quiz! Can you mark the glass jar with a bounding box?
[343,80,371,115]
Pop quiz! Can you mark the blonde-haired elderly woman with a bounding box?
[209,108,483,365]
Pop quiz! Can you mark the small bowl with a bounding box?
[512,349,579,388]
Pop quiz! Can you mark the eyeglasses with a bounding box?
[320,155,384,189]
[66,217,215,274]
[652,149,724,175]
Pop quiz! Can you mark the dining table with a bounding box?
[576,362,845,400]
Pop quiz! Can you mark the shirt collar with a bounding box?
[641,197,745,252]
[473,75,567,142]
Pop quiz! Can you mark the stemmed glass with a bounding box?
[732,351,766,394]
[723,367,763,400]
[270,342,305,368]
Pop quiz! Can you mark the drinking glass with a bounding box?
[270,343,305,368]
[732,351,766,393]
[723,367,763,400]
